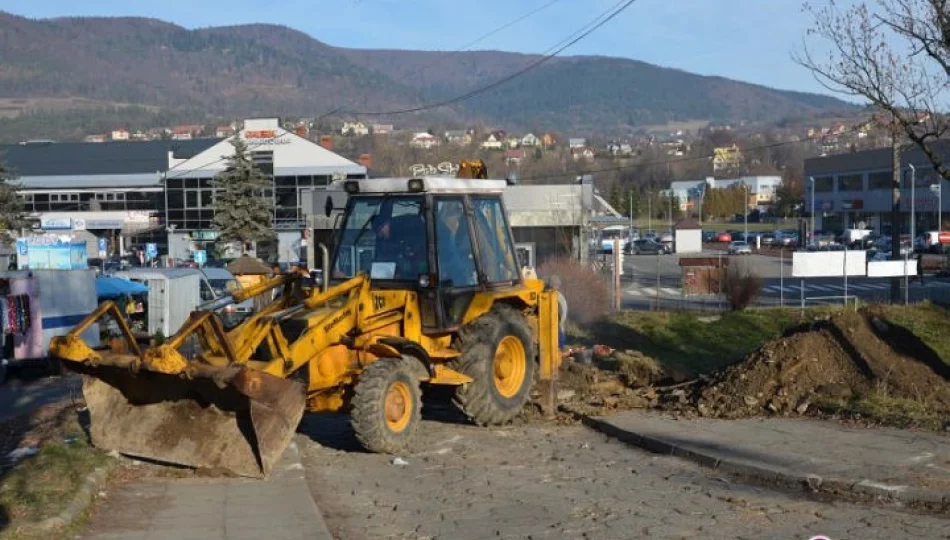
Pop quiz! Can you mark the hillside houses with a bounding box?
[341,121,370,137]
[480,134,503,150]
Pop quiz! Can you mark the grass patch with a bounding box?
[877,303,950,367]
[0,407,108,538]
[815,386,947,430]
[571,308,833,376]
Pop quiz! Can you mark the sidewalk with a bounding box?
[81,437,333,540]
[584,411,950,509]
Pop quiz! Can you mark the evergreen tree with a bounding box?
[0,159,33,244]
[212,139,275,253]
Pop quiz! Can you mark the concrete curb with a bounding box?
[582,415,950,513]
[286,438,335,540]
[25,460,114,533]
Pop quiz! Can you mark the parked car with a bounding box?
[727,241,752,255]
[631,238,670,255]
[716,232,733,243]
[200,268,255,326]
[702,230,718,243]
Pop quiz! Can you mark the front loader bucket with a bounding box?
[75,364,306,478]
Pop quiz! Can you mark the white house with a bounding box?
[110,129,130,141]
[341,121,370,137]
[569,138,587,149]
[572,147,595,161]
[521,133,539,147]
[480,134,503,150]
[505,136,521,149]
[410,132,439,149]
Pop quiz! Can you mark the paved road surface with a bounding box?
[298,410,950,540]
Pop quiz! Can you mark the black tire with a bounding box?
[451,306,536,425]
[351,356,423,454]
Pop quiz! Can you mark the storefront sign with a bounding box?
[243,129,290,145]
[85,220,124,229]
[409,162,459,176]
[40,217,72,230]
[192,230,219,241]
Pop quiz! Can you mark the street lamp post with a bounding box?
[743,183,749,242]
[809,176,815,243]
[931,182,942,233]
[909,164,916,244]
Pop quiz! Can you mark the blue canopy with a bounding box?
[95,276,148,299]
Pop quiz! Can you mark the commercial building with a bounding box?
[303,176,621,268]
[0,138,219,255]
[1,117,367,263]
[669,175,782,211]
[164,118,366,262]
[804,142,949,233]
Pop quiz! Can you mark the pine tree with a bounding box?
[212,139,274,253]
[0,159,32,245]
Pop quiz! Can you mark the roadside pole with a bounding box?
[800,279,805,317]
[613,239,621,312]
[655,252,661,311]
[904,251,909,305]
[843,247,848,306]
[780,249,785,307]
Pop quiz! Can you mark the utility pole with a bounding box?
[808,176,815,243]
[909,163,916,245]
[668,194,673,232]
[743,183,749,242]
[648,195,652,232]
[629,189,633,231]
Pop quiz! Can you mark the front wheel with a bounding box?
[351,356,424,454]
[452,307,537,426]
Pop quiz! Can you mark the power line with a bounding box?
[342,0,638,117]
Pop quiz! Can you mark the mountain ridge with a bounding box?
[0,11,856,137]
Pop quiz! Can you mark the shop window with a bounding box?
[185,191,199,208]
[275,176,296,187]
[838,174,863,192]
[868,171,892,190]
[167,190,184,209]
[200,190,214,208]
[185,178,199,190]
[198,178,213,189]
[813,176,833,192]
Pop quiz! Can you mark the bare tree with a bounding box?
[796,0,949,180]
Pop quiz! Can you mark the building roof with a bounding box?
[0,139,220,177]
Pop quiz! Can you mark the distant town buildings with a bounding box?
[712,144,743,172]
[409,132,439,149]
[341,121,369,137]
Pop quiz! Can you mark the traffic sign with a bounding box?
[146,243,158,260]
[194,250,207,266]
[97,238,108,258]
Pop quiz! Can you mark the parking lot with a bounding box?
[619,248,950,311]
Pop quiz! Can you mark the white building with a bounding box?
[480,134,503,150]
[164,118,366,262]
[110,129,130,141]
[341,121,369,137]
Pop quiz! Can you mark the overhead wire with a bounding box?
[159,0,624,181]
[342,0,638,117]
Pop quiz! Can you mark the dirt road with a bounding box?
[297,408,950,540]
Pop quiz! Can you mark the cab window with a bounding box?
[471,197,519,284]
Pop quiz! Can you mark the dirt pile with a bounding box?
[658,310,950,425]
[545,347,673,418]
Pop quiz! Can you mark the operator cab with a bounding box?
[329,176,521,331]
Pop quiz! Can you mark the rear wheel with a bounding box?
[351,356,423,454]
[452,306,536,425]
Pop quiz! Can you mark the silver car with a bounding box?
[728,241,752,255]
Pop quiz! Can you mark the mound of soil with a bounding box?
[658,310,950,423]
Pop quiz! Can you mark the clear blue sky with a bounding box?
[5,0,838,96]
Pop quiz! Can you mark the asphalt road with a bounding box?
[619,252,950,310]
[298,410,950,540]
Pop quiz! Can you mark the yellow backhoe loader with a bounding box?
[51,170,560,478]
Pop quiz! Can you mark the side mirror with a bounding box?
[324,196,334,217]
